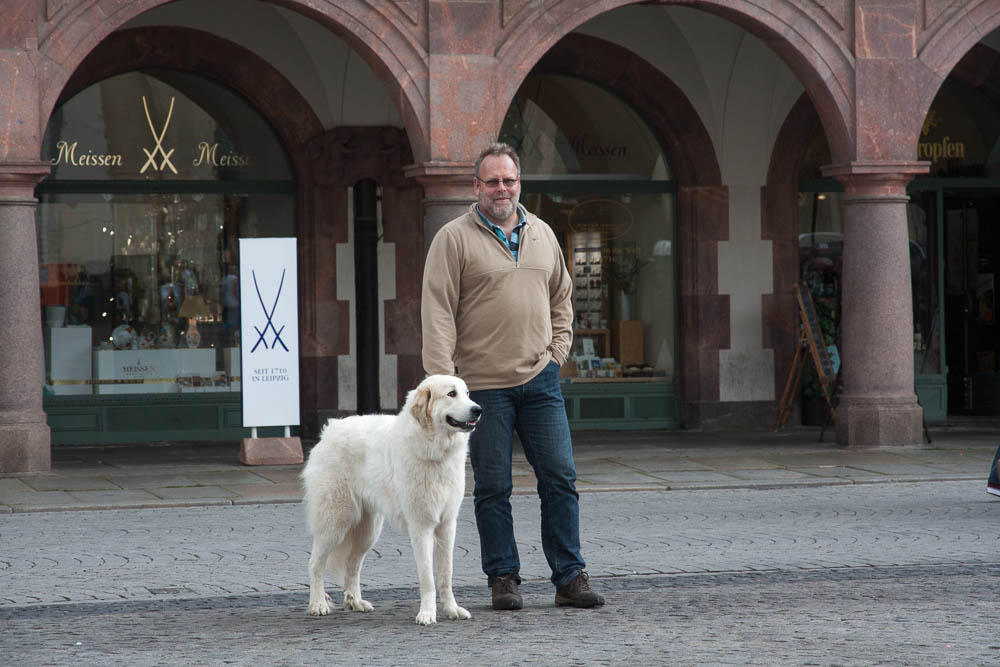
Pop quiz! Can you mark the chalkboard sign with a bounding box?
[774,281,838,430]
[795,281,835,383]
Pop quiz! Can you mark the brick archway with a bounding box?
[37,0,429,160]
[920,4,1000,114]
[50,25,425,435]
[59,27,324,167]
[496,0,854,168]
[766,41,1000,417]
[533,33,729,422]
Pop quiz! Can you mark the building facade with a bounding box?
[3,0,999,472]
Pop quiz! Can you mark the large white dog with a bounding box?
[301,374,482,625]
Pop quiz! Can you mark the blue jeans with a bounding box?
[468,361,586,588]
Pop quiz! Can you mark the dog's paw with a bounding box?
[441,604,471,621]
[414,610,437,626]
[343,593,374,613]
[307,596,332,616]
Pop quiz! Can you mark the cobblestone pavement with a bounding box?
[2,481,999,665]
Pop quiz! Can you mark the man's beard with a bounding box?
[479,192,519,221]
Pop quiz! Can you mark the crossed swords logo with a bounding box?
[251,269,289,353]
[141,96,178,174]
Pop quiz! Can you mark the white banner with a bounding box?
[239,238,300,427]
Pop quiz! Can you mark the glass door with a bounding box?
[943,192,1000,414]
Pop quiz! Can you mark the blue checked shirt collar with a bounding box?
[476,204,527,260]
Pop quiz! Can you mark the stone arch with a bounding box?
[533,34,720,186]
[37,0,429,160]
[530,33,729,421]
[764,41,1000,412]
[920,3,1000,80]
[57,27,324,171]
[496,0,854,166]
[917,4,1000,148]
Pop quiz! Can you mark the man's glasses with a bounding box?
[477,176,519,190]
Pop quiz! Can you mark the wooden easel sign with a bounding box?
[774,281,837,430]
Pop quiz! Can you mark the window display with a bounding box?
[501,73,676,388]
[37,70,294,397]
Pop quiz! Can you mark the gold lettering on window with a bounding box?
[51,141,123,167]
[193,142,252,168]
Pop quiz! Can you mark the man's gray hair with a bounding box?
[475,142,521,178]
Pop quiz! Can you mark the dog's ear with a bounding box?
[409,385,434,430]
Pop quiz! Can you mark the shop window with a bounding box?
[37,71,294,399]
[502,74,675,386]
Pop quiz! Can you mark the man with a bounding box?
[421,142,604,610]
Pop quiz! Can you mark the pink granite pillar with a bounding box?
[822,161,928,446]
[0,162,52,472]
[404,162,476,247]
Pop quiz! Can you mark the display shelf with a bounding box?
[573,327,610,357]
[93,348,215,394]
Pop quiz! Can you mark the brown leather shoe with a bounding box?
[555,572,605,608]
[491,573,523,610]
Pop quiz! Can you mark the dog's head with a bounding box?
[408,375,482,436]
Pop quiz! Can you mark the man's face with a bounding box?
[475,154,521,224]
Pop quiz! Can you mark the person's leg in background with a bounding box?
[988,444,1000,498]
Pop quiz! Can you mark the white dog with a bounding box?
[301,374,482,625]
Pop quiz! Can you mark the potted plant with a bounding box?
[609,250,651,321]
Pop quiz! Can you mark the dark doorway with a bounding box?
[354,179,380,414]
[944,192,1000,414]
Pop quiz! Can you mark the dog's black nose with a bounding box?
[471,405,483,417]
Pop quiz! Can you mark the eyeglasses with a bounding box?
[476,176,519,190]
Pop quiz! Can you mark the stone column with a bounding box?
[403,162,476,248]
[822,161,928,446]
[0,162,52,472]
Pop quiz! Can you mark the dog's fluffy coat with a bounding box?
[301,374,481,625]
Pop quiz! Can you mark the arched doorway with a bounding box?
[794,42,1000,421]
[500,72,678,428]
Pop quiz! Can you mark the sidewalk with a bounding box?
[1,421,997,513]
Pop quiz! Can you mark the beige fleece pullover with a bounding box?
[421,204,573,391]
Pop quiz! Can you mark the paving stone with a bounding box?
[0,490,78,507]
[105,475,199,489]
[572,458,637,474]
[150,485,237,500]
[0,479,35,494]
[250,469,303,484]
[186,471,274,486]
[843,463,956,476]
[687,456,784,470]
[67,489,163,504]
[646,470,744,483]
[22,476,121,492]
[224,482,304,503]
[611,456,711,472]
[577,470,667,486]
[786,465,886,478]
[722,468,815,481]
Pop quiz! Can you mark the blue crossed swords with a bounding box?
[251,269,289,353]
